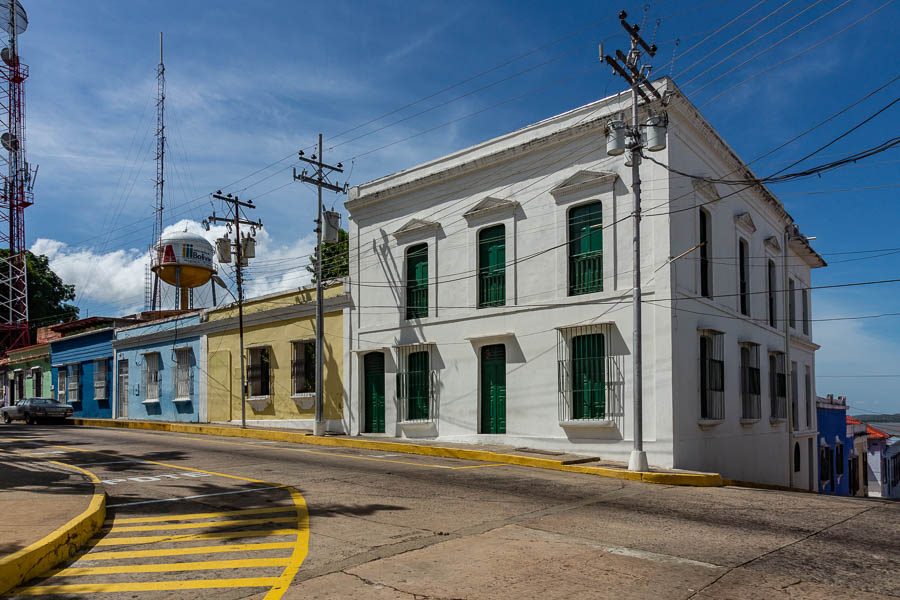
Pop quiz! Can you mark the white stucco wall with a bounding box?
[344,78,824,485]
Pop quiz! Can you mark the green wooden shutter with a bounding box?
[478,225,505,307]
[406,244,428,319]
[571,334,605,419]
[568,203,603,296]
[408,351,430,420]
[480,344,506,433]
[364,353,385,433]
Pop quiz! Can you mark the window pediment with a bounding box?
[734,212,757,234]
[550,170,617,200]
[693,179,720,203]
[764,235,782,254]
[392,218,441,241]
[463,196,519,222]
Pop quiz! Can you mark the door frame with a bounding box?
[479,344,506,435]
[363,352,386,434]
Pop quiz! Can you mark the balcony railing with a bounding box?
[406,285,428,319]
[569,252,602,296]
[478,272,505,307]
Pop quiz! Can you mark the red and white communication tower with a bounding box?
[0,0,33,351]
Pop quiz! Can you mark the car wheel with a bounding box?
[2,413,10,424]
[24,412,33,425]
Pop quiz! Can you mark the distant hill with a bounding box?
[856,413,900,423]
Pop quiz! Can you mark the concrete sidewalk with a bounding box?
[71,417,723,486]
[0,450,106,595]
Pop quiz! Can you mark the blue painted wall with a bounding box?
[50,329,114,418]
[817,406,851,496]
[116,314,203,422]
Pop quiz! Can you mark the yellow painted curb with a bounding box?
[70,418,722,487]
[0,462,107,596]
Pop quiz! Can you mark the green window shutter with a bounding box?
[478,225,505,307]
[364,353,385,433]
[407,351,430,420]
[406,244,428,319]
[568,203,603,296]
[571,333,605,419]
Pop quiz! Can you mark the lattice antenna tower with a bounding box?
[0,0,33,351]
[147,32,166,311]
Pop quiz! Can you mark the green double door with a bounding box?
[364,353,385,433]
[480,345,506,434]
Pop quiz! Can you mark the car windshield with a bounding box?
[17,399,31,406]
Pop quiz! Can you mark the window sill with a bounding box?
[173,397,191,403]
[740,418,761,426]
[698,419,724,429]
[399,419,435,427]
[141,398,160,405]
[560,419,617,429]
[769,417,787,426]
[292,394,315,410]
[246,396,272,412]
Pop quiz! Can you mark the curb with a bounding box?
[72,418,722,487]
[0,462,106,596]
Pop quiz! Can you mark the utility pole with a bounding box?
[206,193,262,429]
[602,10,664,473]
[149,32,165,312]
[293,134,348,436]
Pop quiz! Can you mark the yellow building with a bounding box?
[205,283,349,430]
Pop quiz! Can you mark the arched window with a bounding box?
[767,260,777,327]
[739,239,749,316]
[568,202,603,296]
[406,244,428,320]
[699,209,712,298]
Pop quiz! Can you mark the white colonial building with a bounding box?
[342,78,825,487]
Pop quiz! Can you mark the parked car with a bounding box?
[1,398,73,424]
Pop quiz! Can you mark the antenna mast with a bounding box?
[148,31,165,311]
[0,0,32,351]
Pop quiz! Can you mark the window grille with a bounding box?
[478,225,505,307]
[699,209,712,298]
[94,359,108,400]
[67,364,82,403]
[175,349,192,400]
[568,202,603,296]
[406,244,428,320]
[769,352,787,419]
[739,343,761,420]
[836,443,844,475]
[699,329,725,420]
[117,360,129,418]
[57,369,67,403]
[804,365,812,429]
[292,341,316,395]
[396,344,436,423]
[557,324,624,422]
[143,353,160,401]
[739,239,749,316]
[248,347,271,397]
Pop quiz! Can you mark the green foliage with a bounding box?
[307,228,349,283]
[0,249,79,344]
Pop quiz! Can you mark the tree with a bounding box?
[0,249,79,347]
[307,228,349,283]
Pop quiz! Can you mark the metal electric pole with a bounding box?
[207,193,263,429]
[293,134,348,436]
[602,10,665,472]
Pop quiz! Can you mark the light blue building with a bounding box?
[113,312,208,422]
[50,317,144,419]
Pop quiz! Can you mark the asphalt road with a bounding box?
[1,424,898,599]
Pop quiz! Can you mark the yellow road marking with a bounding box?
[48,557,291,577]
[108,505,295,525]
[78,542,295,561]
[107,515,297,532]
[34,442,309,600]
[12,577,282,595]
[451,463,506,469]
[94,528,299,546]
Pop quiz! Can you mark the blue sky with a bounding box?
[16,0,900,414]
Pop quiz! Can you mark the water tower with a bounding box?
[151,231,216,310]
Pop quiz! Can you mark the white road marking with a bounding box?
[102,472,212,485]
[106,486,282,508]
